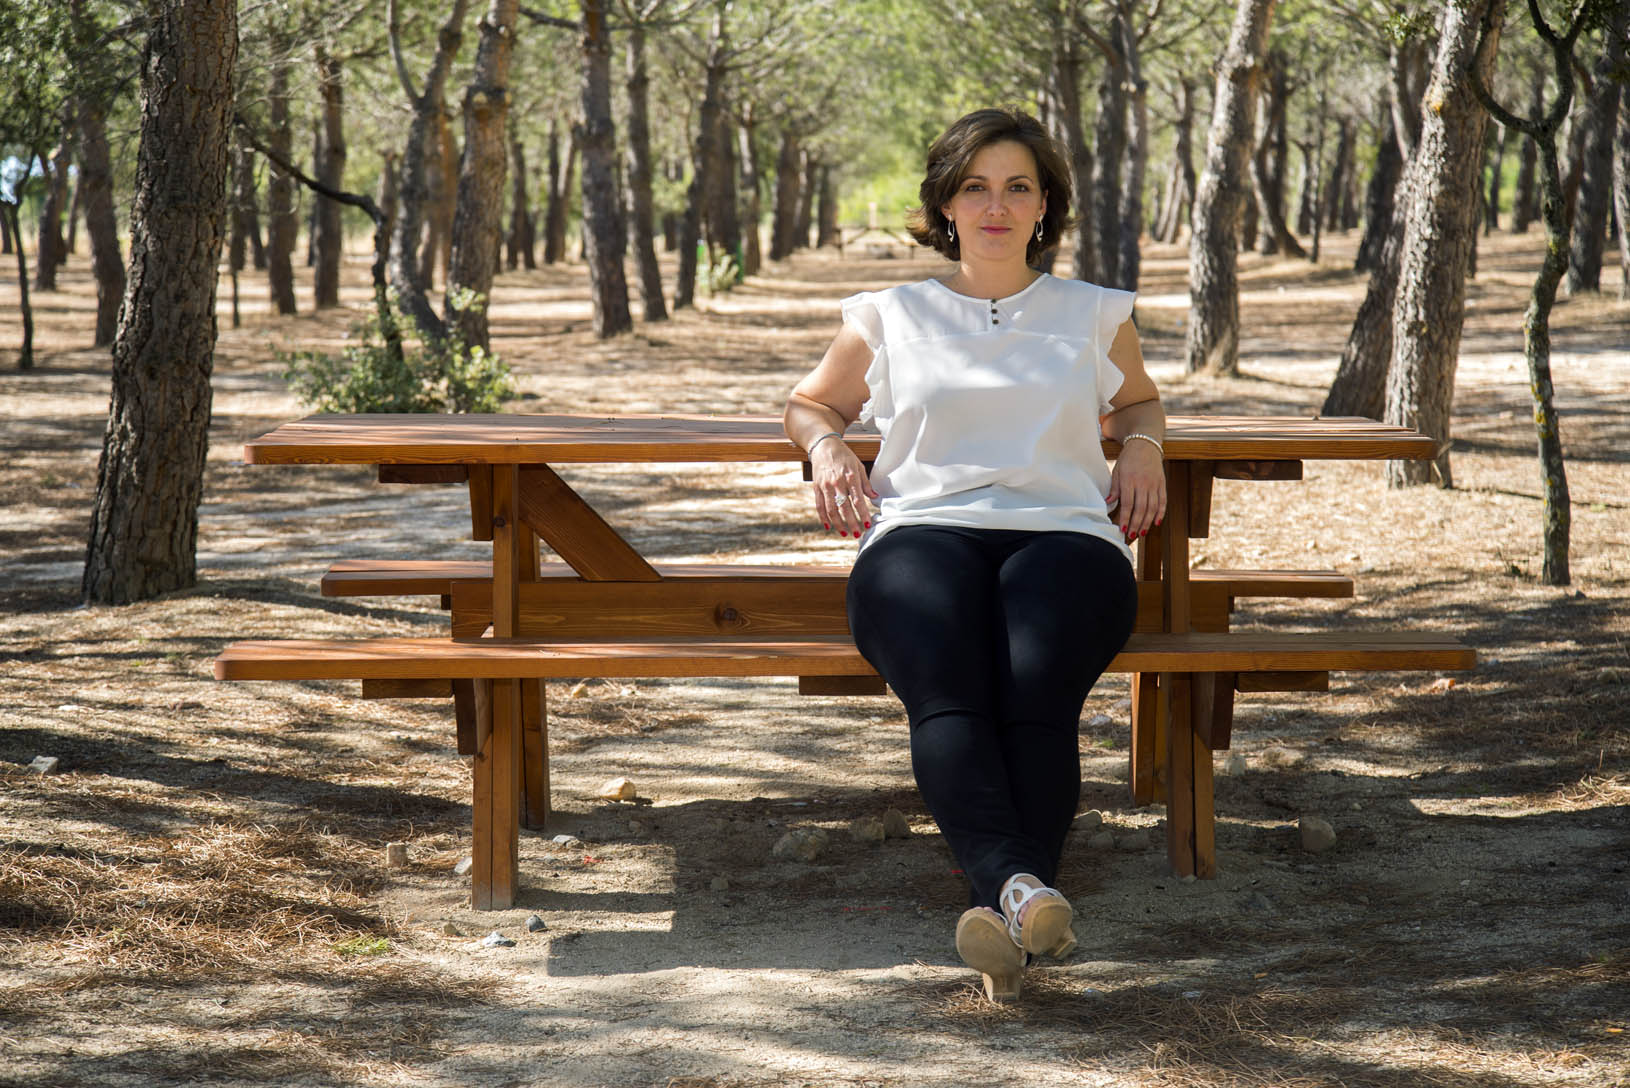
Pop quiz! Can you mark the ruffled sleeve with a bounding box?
[1095,286,1137,413]
[841,291,890,425]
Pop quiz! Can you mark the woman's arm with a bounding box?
[784,326,878,537]
[1099,319,1168,541]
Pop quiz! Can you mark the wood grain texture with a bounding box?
[242,413,1439,465]
[215,630,1476,681]
[515,465,659,581]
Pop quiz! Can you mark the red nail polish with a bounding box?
[863,522,871,529]
[824,524,830,531]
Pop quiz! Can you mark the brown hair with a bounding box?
[907,107,1074,265]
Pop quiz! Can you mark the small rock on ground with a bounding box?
[453,857,473,876]
[1073,809,1104,832]
[882,808,911,838]
[849,815,886,845]
[771,827,829,862]
[709,876,730,892]
[1082,713,1115,729]
[26,756,58,774]
[1116,830,1152,851]
[480,931,516,948]
[1220,752,1248,776]
[1258,746,1305,769]
[597,777,637,801]
[442,921,462,937]
[384,843,409,868]
[1300,816,1337,853]
[525,914,547,932]
[1087,831,1116,850]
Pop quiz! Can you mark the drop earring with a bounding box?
[947,219,956,244]
[1035,221,1044,242]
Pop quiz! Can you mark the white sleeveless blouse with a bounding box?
[843,273,1136,563]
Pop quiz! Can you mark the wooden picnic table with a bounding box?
[220,413,1470,907]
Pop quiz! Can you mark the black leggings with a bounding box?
[846,526,1138,910]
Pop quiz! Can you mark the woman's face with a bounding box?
[939,139,1046,264]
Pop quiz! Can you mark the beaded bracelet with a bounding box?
[1122,432,1164,457]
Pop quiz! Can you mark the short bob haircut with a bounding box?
[907,108,1074,266]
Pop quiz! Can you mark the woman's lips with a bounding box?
[980,226,1011,234]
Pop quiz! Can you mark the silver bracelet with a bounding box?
[1122,432,1164,457]
[807,431,843,455]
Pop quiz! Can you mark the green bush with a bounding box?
[281,289,515,414]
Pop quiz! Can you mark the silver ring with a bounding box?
[833,494,850,506]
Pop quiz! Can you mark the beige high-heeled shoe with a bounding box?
[955,907,1026,1003]
[999,873,1077,959]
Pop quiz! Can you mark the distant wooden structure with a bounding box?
[836,202,919,259]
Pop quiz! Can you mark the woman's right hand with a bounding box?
[811,437,878,538]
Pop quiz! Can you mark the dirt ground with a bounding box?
[2,230,1627,1088]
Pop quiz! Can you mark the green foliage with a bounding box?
[701,245,740,294]
[281,290,514,413]
[333,935,391,957]
[0,0,73,161]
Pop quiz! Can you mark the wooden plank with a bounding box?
[379,464,468,484]
[492,466,520,637]
[468,465,493,542]
[1194,671,1236,750]
[1191,569,1354,600]
[1188,460,1214,539]
[453,678,476,756]
[1237,671,1330,692]
[472,677,522,910]
[1130,671,1161,805]
[522,679,548,829]
[360,678,451,699]
[516,465,661,581]
[799,675,887,696]
[243,413,1439,467]
[216,631,1476,682]
[1164,670,1196,878]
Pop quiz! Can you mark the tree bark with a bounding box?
[1092,18,1128,286]
[1323,118,1351,233]
[794,151,817,251]
[77,95,125,347]
[1116,11,1148,289]
[816,162,839,248]
[1185,0,1275,375]
[419,108,454,292]
[1565,2,1628,294]
[33,130,70,291]
[1155,79,1194,245]
[674,25,726,308]
[3,194,33,369]
[507,133,535,270]
[738,107,764,270]
[1250,50,1305,258]
[83,0,236,604]
[575,0,632,336]
[1384,0,1503,489]
[388,0,469,341]
[265,53,299,315]
[543,119,576,265]
[768,129,800,261]
[706,101,741,267]
[313,46,346,309]
[445,0,518,350]
[377,149,399,267]
[1511,68,1544,232]
[624,20,666,317]
[1486,121,1509,231]
[1355,105,1402,271]
[1615,90,1630,299]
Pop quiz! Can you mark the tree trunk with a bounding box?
[1,201,11,254]
[816,163,838,248]
[1615,90,1630,299]
[1250,50,1305,258]
[543,119,575,265]
[231,141,266,270]
[419,107,456,292]
[313,46,346,309]
[1355,106,1402,271]
[3,196,32,369]
[769,129,801,261]
[674,35,725,309]
[507,134,535,270]
[33,133,70,291]
[624,20,666,317]
[1384,0,1503,489]
[1157,79,1195,245]
[794,152,817,251]
[1185,0,1276,375]
[1116,12,1148,288]
[65,163,82,255]
[1092,19,1128,286]
[83,0,235,604]
[1486,122,1509,231]
[575,0,631,337]
[78,96,125,347]
[388,0,469,341]
[739,110,765,270]
[376,149,399,267]
[1323,118,1351,233]
[707,105,741,268]
[1511,69,1544,232]
[265,54,299,315]
[1565,2,1628,294]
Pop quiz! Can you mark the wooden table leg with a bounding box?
[1131,526,1164,805]
[516,520,549,831]
[472,678,522,910]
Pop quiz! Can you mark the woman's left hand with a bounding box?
[1106,441,1167,543]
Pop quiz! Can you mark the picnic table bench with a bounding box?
[214,413,1474,909]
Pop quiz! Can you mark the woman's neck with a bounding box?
[943,259,1041,301]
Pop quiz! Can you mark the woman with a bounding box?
[783,108,1167,1002]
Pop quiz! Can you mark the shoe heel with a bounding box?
[980,969,1022,1003]
[1042,926,1077,959]
[957,908,1025,1004]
